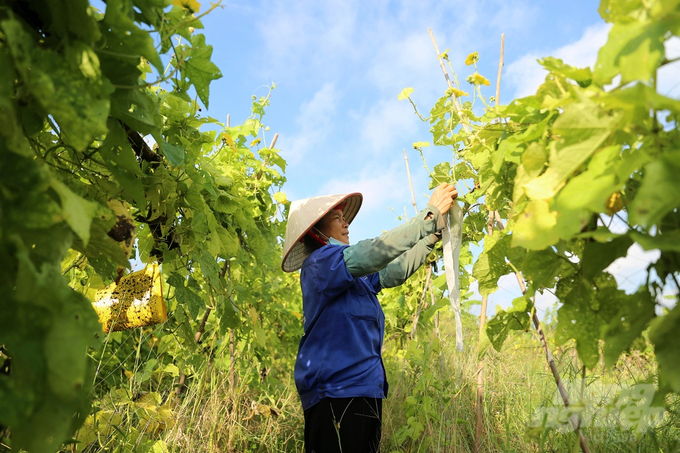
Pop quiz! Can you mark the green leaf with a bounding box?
[168,272,204,319]
[594,20,665,85]
[648,305,680,393]
[181,34,222,108]
[521,249,561,289]
[197,250,221,289]
[486,296,532,351]
[539,56,592,87]
[218,294,240,332]
[601,289,655,367]
[100,119,146,207]
[160,141,186,167]
[398,87,414,100]
[472,231,511,295]
[582,235,633,280]
[50,178,98,246]
[0,248,100,453]
[412,141,430,148]
[1,17,110,151]
[110,88,162,137]
[101,0,163,74]
[71,214,131,277]
[524,130,610,201]
[629,151,680,227]
[38,0,101,43]
[512,200,559,250]
[630,230,680,252]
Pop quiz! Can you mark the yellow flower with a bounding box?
[446,87,469,98]
[465,52,479,66]
[466,72,490,86]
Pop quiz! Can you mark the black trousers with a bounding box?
[303,397,382,453]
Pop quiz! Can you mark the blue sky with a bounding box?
[202,0,604,233]
[193,0,680,314]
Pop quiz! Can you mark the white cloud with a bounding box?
[506,22,611,99]
[281,83,338,163]
[354,99,420,154]
[257,0,358,80]
[317,163,408,212]
[659,37,680,97]
[605,243,660,294]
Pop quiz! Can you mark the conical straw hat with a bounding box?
[282,193,362,272]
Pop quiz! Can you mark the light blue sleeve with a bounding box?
[342,205,442,278]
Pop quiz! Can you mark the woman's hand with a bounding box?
[428,183,458,215]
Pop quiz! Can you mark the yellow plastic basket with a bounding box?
[92,264,166,333]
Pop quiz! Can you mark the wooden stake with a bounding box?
[404,149,419,215]
[475,34,506,450]
[474,208,497,451]
[270,132,279,149]
[404,146,434,340]
[226,113,230,128]
[514,273,591,453]
[410,265,433,340]
[495,33,505,108]
[229,329,235,393]
[428,29,471,135]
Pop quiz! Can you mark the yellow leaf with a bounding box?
[172,0,200,13]
[273,191,288,204]
[398,87,414,100]
[250,138,261,147]
[412,141,430,149]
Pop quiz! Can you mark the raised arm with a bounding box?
[378,233,440,288]
[342,183,457,278]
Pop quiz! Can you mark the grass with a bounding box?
[67,314,679,453]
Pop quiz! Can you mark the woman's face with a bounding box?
[317,209,350,244]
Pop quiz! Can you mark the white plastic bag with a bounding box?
[441,202,464,351]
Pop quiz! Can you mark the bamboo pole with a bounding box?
[403,147,433,340]
[428,29,471,135]
[410,266,433,340]
[514,274,591,453]
[495,34,505,108]
[475,33,505,452]
[404,149,419,216]
[474,204,500,450]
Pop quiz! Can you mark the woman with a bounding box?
[282,183,457,453]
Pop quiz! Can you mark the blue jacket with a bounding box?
[294,206,443,410]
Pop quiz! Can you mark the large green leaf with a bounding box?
[485,296,532,351]
[581,235,633,280]
[648,305,680,393]
[512,200,559,250]
[629,151,680,227]
[1,17,110,151]
[594,20,666,85]
[601,289,655,367]
[471,230,511,295]
[49,178,99,247]
[179,34,222,108]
